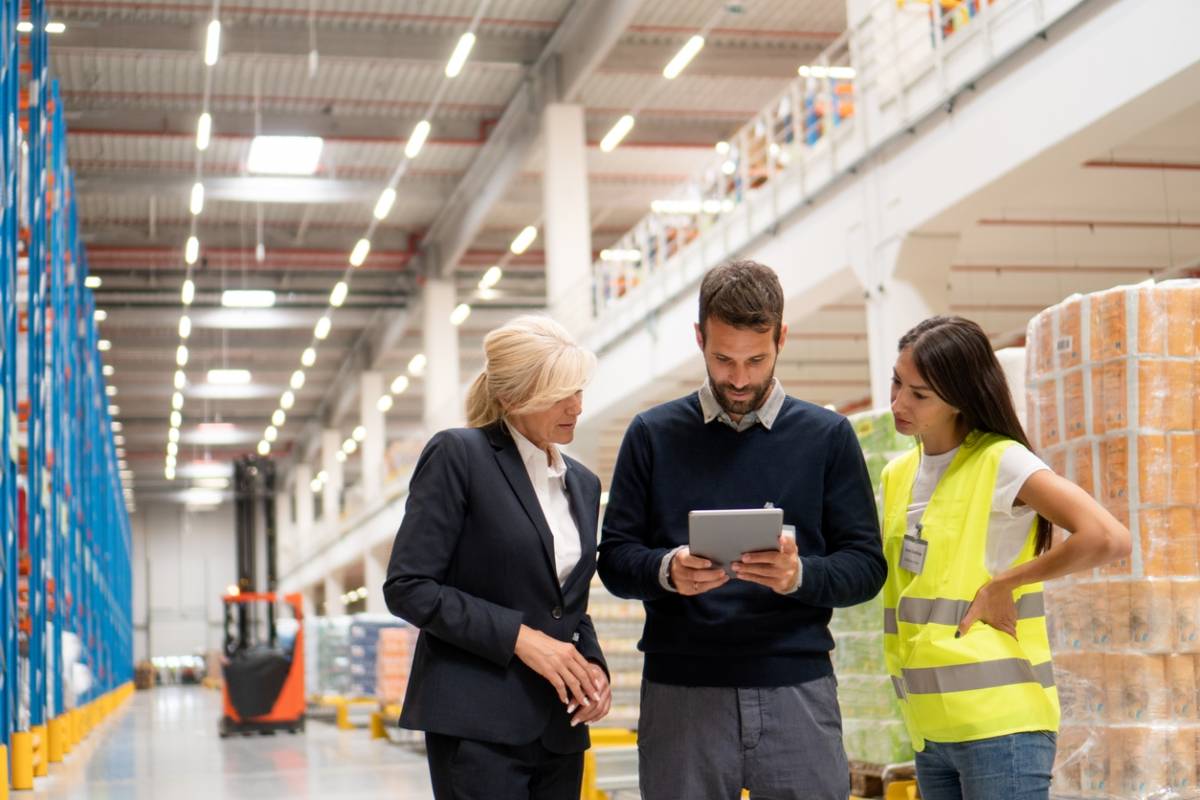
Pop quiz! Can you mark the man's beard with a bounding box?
[707,367,775,418]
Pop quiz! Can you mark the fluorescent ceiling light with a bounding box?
[165,466,176,481]
[109,404,121,415]
[170,411,182,429]
[600,114,635,153]
[404,120,431,159]
[196,113,212,151]
[178,315,191,338]
[715,141,730,155]
[389,375,409,395]
[106,385,118,397]
[207,369,251,385]
[247,136,324,176]
[349,238,371,267]
[478,287,498,301]
[280,391,295,410]
[174,370,186,390]
[445,31,476,78]
[663,35,705,79]
[449,303,471,326]
[185,236,199,265]
[94,309,107,323]
[290,370,305,390]
[264,426,278,443]
[301,347,316,367]
[272,409,286,427]
[798,65,856,80]
[45,22,66,34]
[112,421,123,433]
[182,278,195,306]
[377,395,394,412]
[114,436,126,447]
[103,365,114,377]
[189,182,205,216]
[16,21,32,33]
[509,225,537,255]
[373,188,396,220]
[172,392,184,410]
[600,249,642,263]
[336,450,347,463]
[329,281,348,307]
[85,275,102,289]
[313,316,331,340]
[204,19,221,66]
[407,353,426,377]
[478,265,502,290]
[342,438,357,454]
[169,426,181,442]
[98,340,112,351]
[255,242,266,263]
[309,478,323,493]
[176,345,189,366]
[221,289,275,308]
[352,425,366,442]
[257,440,270,456]
[167,442,178,457]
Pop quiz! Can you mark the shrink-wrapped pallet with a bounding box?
[1026,280,1200,800]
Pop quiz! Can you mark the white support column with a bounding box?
[323,573,344,618]
[863,234,957,408]
[360,371,385,503]
[274,477,294,574]
[422,278,461,433]
[541,103,593,324]
[364,549,389,616]
[321,429,344,531]
[293,463,314,561]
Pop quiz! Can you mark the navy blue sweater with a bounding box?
[597,393,886,687]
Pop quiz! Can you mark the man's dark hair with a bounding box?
[698,260,784,342]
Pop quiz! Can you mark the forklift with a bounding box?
[218,457,306,737]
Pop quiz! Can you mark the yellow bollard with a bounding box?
[31,724,48,777]
[48,716,66,763]
[0,743,8,800]
[10,731,34,790]
[69,709,80,748]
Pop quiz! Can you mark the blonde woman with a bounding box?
[383,315,610,800]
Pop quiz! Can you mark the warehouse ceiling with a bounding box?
[56,0,846,502]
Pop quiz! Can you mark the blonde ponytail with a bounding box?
[465,370,504,428]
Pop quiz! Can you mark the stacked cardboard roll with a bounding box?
[832,410,916,765]
[347,615,409,698]
[1026,280,1200,800]
[376,625,418,704]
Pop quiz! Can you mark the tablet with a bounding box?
[688,508,784,574]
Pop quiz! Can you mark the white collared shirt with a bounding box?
[509,424,583,585]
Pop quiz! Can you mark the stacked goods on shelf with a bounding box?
[1026,280,1200,800]
[312,617,351,697]
[376,625,418,704]
[347,615,408,698]
[586,580,645,729]
[833,410,916,765]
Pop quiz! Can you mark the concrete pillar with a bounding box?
[323,573,344,618]
[541,103,593,323]
[274,478,294,574]
[422,278,461,433]
[862,234,957,408]
[364,549,389,616]
[321,429,343,530]
[360,371,385,502]
[293,464,314,561]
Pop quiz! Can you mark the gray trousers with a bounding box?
[638,675,850,800]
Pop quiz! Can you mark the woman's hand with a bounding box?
[514,625,600,709]
[569,664,612,727]
[957,579,1018,639]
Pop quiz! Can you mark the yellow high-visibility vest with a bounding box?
[881,431,1059,751]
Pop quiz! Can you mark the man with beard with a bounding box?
[598,260,886,800]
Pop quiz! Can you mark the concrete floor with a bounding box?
[29,686,435,799]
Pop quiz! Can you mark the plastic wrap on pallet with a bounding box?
[830,409,916,766]
[1026,280,1200,800]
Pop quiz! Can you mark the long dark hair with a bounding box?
[898,316,1052,556]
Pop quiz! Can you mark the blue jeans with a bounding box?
[915,732,1057,800]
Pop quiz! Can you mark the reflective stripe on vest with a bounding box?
[896,591,1046,628]
[900,658,1055,695]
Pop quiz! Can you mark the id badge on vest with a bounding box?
[899,523,928,574]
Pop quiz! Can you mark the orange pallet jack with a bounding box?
[218,457,306,737]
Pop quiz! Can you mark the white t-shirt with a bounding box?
[905,443,1050,576]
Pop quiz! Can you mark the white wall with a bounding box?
[131,501,237,660]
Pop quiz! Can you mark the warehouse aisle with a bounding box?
[31,687,434,799]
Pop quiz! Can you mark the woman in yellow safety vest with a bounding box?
[881,316,1130,800]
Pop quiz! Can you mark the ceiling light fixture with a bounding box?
[174,370,187,390]
[196,112,212,151]
[176,345,189,366]
[207,369,252,385]
[715,140,730,155]
[404,120,431,159]
[178,315,192,338]
[342,438,357,454]
[169,414,182,432]
[329,281,348,307]
[349,238,371,267]
[407,353,426,377]
[257,440,270,456]
[45,22,66,34]
[449,303,471,326]
[15,21,32,33]
[445,31,476,78]
[313,316,331,340]
[167,442,179,457]
[478,265,502,290]
[182,278,195,305]
[172,392,184,410]
[377,395,394,412]
[185,236,200,265]
[98,340,112,352]
[301,347,316,367]
[108,404,121,416]
[390,375,409,395]
[290,370,305,390]
[600,114,635,153]
[265,426,278,443]
[280,391,295,410]
[204,19,222,67]
[247,135,324,175]
[190,182,205,215]
[352,425,366,442]
[600,249,642,262]
[106,385,118,397]
[272,409,286,427]
[85,275,102,289]
[663,34,705,79]
[103,365,115,377]
[509,225,537,255]
[373,188,396,221]
[221,289,275,308]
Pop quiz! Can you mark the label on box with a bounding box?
[1056,336,1074,353]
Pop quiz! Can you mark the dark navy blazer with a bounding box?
[382,422,605,753]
